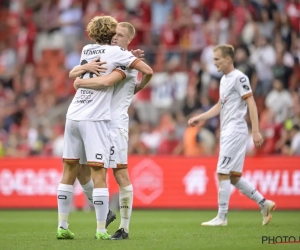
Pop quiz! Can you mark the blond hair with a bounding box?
[118,22,136,39]
[86,16,118,44]
[213,44,235,60]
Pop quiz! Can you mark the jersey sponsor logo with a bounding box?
[243,85,250,91]
[80,89,94,95]
[83,49,106,55]
[120,47,125,51]
[74,89,94,104]
[74,99,93,104]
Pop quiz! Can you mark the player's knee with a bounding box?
[61,162,80,184]
[217,173,230,181]
[77,165,91,185]
[230,176,240,185]
[91,167,107,188]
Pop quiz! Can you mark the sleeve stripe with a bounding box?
[113,69,126,80]
[129,58,141,69]
[242,92,253,100]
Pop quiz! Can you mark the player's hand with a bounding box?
[252,131,264,148]
[131,49,145,61]
[73,77,81,90]
[83,58,107,76]
[188,116,202,127]
[134,82,142,94]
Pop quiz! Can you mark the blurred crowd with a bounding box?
[0,0,300,157]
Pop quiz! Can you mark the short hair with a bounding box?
[292,125,300,131]
[118,22,136,39]
[237,44,250,57]
[214,44,235,60]
[86,16,118,44]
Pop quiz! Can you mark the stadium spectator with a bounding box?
[282,125,300,155]
[250,35,276,96]
[265,78,293,124]
[0,0,300,157]
[235,45,258,92]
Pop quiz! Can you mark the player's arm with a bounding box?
[131,49,145,61]
[188,100,221,127]
[69,58,107,79]
[250,71,258,93]
[237,75,264,148]
[130,60,153,94]
[245,96,264,148]
[74,71,124,90]
[115,47,152,92]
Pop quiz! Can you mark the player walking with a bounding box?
[188,45,276,226]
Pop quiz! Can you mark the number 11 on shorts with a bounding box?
[222,156,231,166]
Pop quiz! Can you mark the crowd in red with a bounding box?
[0,0,299,157]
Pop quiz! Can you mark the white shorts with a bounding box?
[108,127,128,168]
[63,119,110,168]
[217,132,248,176]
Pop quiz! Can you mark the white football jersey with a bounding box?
[110,66,139,130]
[219,69,252,136]
[66,44,139,121]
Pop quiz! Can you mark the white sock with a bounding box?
[234,178,265,208]
[119,184,133,233]
[93,188,109,233]
[81,179,94,204]
[217,180,231,220]
[57,183,73,229]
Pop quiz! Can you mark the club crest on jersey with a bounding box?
[243,85,250,91]
[83,49,106,55]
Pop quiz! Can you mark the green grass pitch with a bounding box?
[0,210,299,250]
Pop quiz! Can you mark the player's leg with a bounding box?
[84,120,111,240]
[90,166,110,239]
[109,127,132,240]
[230,137,276,225]
[57,161,79,239]
[202,133,241,226]
[111,168,132,240]
[201,172,231,226]
[77,164,93,203]
[57,119,82,239]
[77,164,116,228]
[231,176,276,225]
